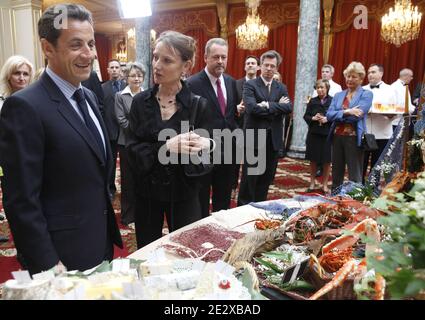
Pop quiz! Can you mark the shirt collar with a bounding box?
[260,75,272,87]
[204,67,224,84]
[121,85,142,97]
[46,67,82,100]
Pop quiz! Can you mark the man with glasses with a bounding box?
[237,50,292,206]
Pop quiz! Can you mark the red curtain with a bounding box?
[227,23,299,100]
[95,33,112,82]
[185,29,209,76]
[328,17,425,91]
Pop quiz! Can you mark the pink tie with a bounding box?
[216,78,226,116]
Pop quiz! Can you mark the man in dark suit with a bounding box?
[0,4,122,274]
[234,56,260,191]
[101,59,125,197]
[82,69,105,113]
[237,50,292,206]
[187,38,238,218]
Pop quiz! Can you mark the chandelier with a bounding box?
[236,0,269,50]
[127,27,135,41]
[381,0,422,47]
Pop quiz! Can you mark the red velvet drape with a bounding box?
[328,17,425,91]
[227,23,299,100]
[185,29,209,76]
[95,33,112,82]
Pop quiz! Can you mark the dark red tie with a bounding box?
[216,78,226,116]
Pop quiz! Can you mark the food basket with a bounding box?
[303,255,356,300]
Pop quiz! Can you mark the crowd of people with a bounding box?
[0,3,422,274]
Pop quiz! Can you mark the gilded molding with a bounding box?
[216,0,228,39]
[152,7,218,37]
[333,0,425,33]
[228,1,299,36]
[322,0,334,64]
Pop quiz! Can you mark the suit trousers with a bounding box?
[117,144,136,225]
[135,195,201,248]
[362,138,388,182]
[331,135,364,190]
[237,132,279,206]
[199,163,235,218]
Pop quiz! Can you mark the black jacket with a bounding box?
[303,96,333,136]
[243,77,292,151]
[102,79,126,141]
[127,81,213,202]
[186,70,238,131]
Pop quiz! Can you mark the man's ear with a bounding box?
[40,39,55,60]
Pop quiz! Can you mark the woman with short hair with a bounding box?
[304,79,332,193]
[114,61,145,226]
[326,61,373,191]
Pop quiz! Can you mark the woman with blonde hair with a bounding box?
[326,61,373,191]
[0,55,33,111]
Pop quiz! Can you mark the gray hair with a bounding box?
[260,50,282,67]
[400,68,413,77]
[38,3,93,46]
[322,64,335,74]
[124,61,146,78]
[0,55,34,97]
[205,38,228,56]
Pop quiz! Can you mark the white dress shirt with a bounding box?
[363,81,397,139]
[46,67,106,153]
[390,78,415,126]
[204,67,227,102]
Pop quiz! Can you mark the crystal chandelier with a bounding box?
[236,0,269,50]
[381,0,422,47]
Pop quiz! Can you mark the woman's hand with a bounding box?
[166,132,203,154]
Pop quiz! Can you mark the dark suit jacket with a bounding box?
[235,77,246,129]
[102,79,126,141]
[187,70,238,131]
[236,77,246,103]
[243,77,292,151]
[82,71,104,114]
[0,72,123,274]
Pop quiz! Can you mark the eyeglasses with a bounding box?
[128,75,143,79]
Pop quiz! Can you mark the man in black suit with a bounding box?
[187,38,238,218]
[101,59,125,197]
[234,56,260,192]
[237,50,292,206]
[0,4,122,274]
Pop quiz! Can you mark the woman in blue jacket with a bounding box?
[326,61,373,191]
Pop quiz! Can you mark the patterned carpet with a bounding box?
[0,157,321,284]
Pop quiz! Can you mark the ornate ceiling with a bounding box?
[42,0,250,35]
